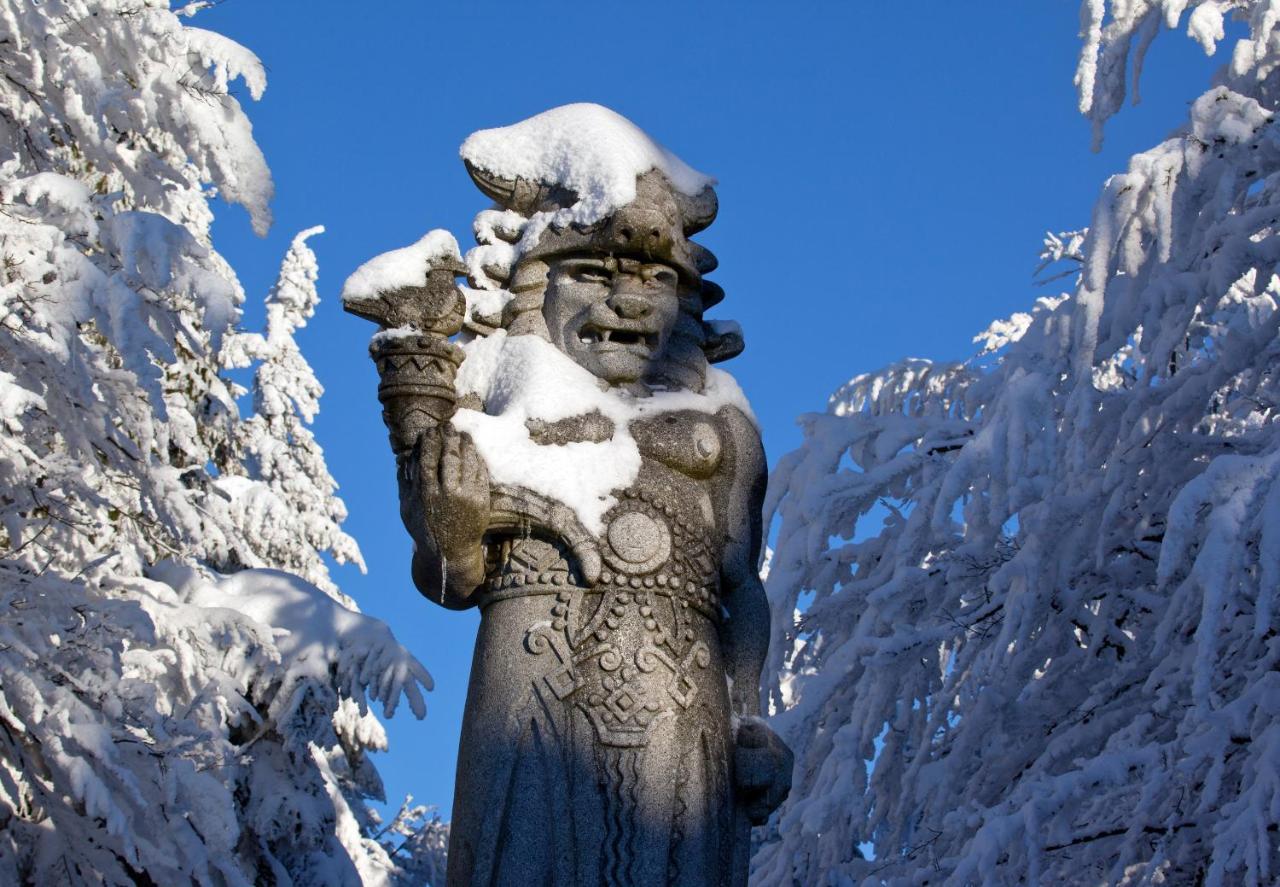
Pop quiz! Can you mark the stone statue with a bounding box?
[344,104,792,887]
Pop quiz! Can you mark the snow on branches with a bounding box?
[0,563,433,884]
[1077,0,1280,148]
[222,227,365,596]
[0,2,435,883]
[755,4,1280,885]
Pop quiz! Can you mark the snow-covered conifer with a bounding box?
[755,4,1280,884]
[221,226,364,596]
[0,2,437,883]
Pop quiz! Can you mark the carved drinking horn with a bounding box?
[343,250,469,456]
[343,256,468,333]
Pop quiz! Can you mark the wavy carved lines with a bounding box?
[598,746,655,887]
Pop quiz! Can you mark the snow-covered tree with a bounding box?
[0,2,437,883]
[221,226,365,596]
[755,3,1280,884]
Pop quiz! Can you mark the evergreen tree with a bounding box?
[221,226,364,596]
[756,3,1280,883]
[0,2,438,882]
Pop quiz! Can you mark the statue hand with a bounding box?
[400,425,490,572]
[733,717,794,825]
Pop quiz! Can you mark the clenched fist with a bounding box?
[398,424,490,606]
[734,717,794,825]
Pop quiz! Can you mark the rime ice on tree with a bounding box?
[344,103,792,886]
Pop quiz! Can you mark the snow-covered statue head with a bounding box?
[459,107,742,394]
[343,103,791,886]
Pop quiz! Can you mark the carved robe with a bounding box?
[445,408,752,887]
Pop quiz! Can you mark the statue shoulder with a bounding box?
[715,405,765,482]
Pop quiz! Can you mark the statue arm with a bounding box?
[398,424,490,609]
[718,405,794,825]
[716,405,770,717]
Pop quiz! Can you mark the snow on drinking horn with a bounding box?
[344,103,791,886]
[340,229,462,307]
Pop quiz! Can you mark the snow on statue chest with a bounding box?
[343,103,791,887]
[478,408,727,750]
[449,328,749,537]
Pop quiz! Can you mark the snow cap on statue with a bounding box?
[459,103,725,310]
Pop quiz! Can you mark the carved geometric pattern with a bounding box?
[516,483,722,749]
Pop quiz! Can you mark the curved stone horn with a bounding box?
[464,159,576,216]
[464,159,520,208]
[702,319,744,364]
[676,184,718,235]
[700,280,725,310]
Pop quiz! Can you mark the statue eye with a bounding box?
[645,268,677,288]
[573,266,611,284]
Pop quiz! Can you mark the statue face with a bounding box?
[542,255,681,384]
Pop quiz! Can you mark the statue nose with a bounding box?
[607,287,652,320]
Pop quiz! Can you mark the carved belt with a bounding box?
[479,574,722,622]
[479,488,721,619]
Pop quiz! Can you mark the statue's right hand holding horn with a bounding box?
[399,423,490,607]
[343,236,489,607]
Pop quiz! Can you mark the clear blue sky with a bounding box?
[201,1,1225,821]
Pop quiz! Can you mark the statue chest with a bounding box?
[630,410,723,481]
[484,413,729,752]
[483,410,726,616]
[599,410,725,594]
[624,407,724,531]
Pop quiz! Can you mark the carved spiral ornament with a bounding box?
[603,509,672,574]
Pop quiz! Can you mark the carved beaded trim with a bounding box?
[480,489,722,619]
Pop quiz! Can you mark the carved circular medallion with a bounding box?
[604,510,671,574]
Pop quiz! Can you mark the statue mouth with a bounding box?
[577,323,658,355]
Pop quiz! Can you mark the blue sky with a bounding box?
[200,1,1227,821]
